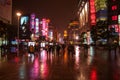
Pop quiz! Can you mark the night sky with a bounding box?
[12,0,78,33]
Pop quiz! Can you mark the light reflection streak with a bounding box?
[87,46,94,65]
[0,55,8,63]
[0,52,1,61]
[79,72,86,80]
[28,53,31,57]
[90,67,97,80]
[40,50,47,62]
[31,54,35,62]
[19,60,26,79]
[78,67,87,80]
[63,47,68,64]
[40,50,49,78]
[14,56,20,63]
[28,53,34,63]
[48,53,53,64]
[75,46,80,66]
[29,56,40,79]
[117,58,120,67]
[32,56,39,78]
[19,57,26,79]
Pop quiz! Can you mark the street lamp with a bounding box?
[16,12,21,56]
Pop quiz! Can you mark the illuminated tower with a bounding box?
[30,13,35,31]
[30,13,40,41]
[35,18,39,38]
[48,26,54,41]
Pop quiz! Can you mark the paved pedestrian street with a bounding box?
[0,46,120,80]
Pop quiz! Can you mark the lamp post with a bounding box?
[16,12,21,56]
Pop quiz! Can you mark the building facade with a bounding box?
[0,0,12,24]
[77,0,108,45]
[0,0,13,55]
[67,20,79,44]
[108,0,120,45]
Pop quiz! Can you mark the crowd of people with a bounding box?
[28,44,76,56]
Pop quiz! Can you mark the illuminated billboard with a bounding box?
[20,16,29,26]
[48,30,53,41]
[95,0,107,21]
[20,16,30,39]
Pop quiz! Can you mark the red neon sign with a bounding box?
[112,15,118,21]
[90,0,96,25]
[112,5,117,10]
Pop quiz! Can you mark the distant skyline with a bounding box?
[12,0,78,33]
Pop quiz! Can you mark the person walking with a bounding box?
[56,44,61,56]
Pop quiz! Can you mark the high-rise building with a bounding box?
[67,20,79,44]
[41,18,50,40]
[78,0,90,34]
[0,0,12,24]
[78,0,95,45]
[77,0,108,45]
[108,0,120,45]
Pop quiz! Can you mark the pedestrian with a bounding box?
[56,44,61,56]
[45,45,49,53]
[67,44,75,57]
[62,44,66,55]
[83,44,88,57]
[29,45,34,54]
[113,41,118,58]
[35,44,39,52]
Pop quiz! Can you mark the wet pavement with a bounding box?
[0,46,120,80]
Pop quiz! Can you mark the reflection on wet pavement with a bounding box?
[0,46,120,80]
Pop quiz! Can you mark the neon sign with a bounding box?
[30,14,35,31]
[42,18,49,40]
[35,18,39,37]
[90,0,96,25]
